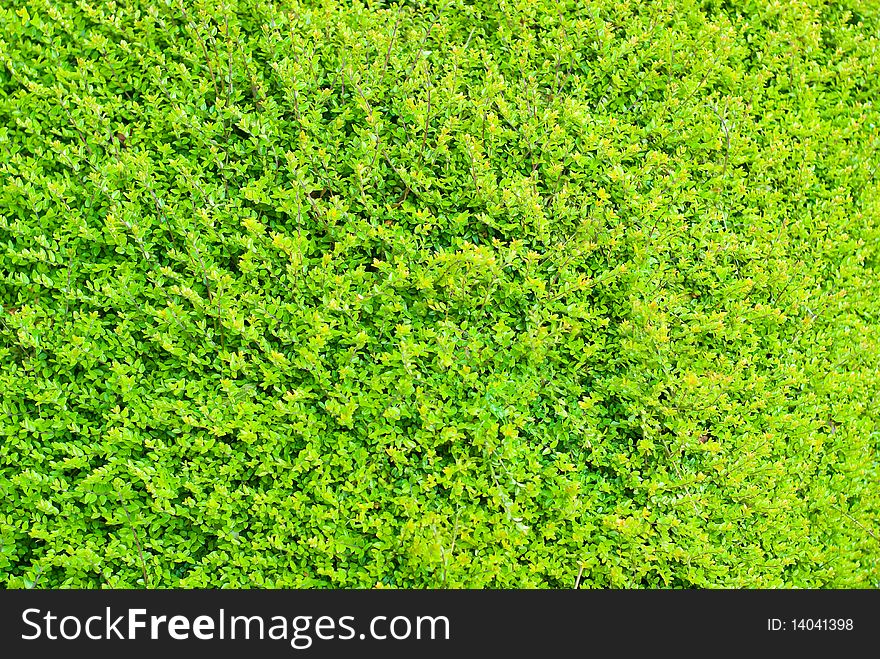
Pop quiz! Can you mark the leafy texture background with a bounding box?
[1,0,878,587]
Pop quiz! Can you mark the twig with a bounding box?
[419,82,432,161]
[220,13,234,193]
[118,494,150,588]
[238,35,264,111]
[345,69,374,117]
[709,100,730,180]
[831,504,878,542]
[383,5,405,73]
[179,0,220,101]
[32,564,43,589]
[383,152,415,207]
[462,26,476,51]
[449,505,461,560]
[59,102,94,158]
[402,22,434,86]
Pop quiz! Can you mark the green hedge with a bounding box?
[1,0,878,588]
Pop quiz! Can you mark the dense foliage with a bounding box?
[1,0,879,588]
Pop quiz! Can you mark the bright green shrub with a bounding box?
[1,0,878,588]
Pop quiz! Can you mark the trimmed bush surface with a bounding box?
[1,0,879,587]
